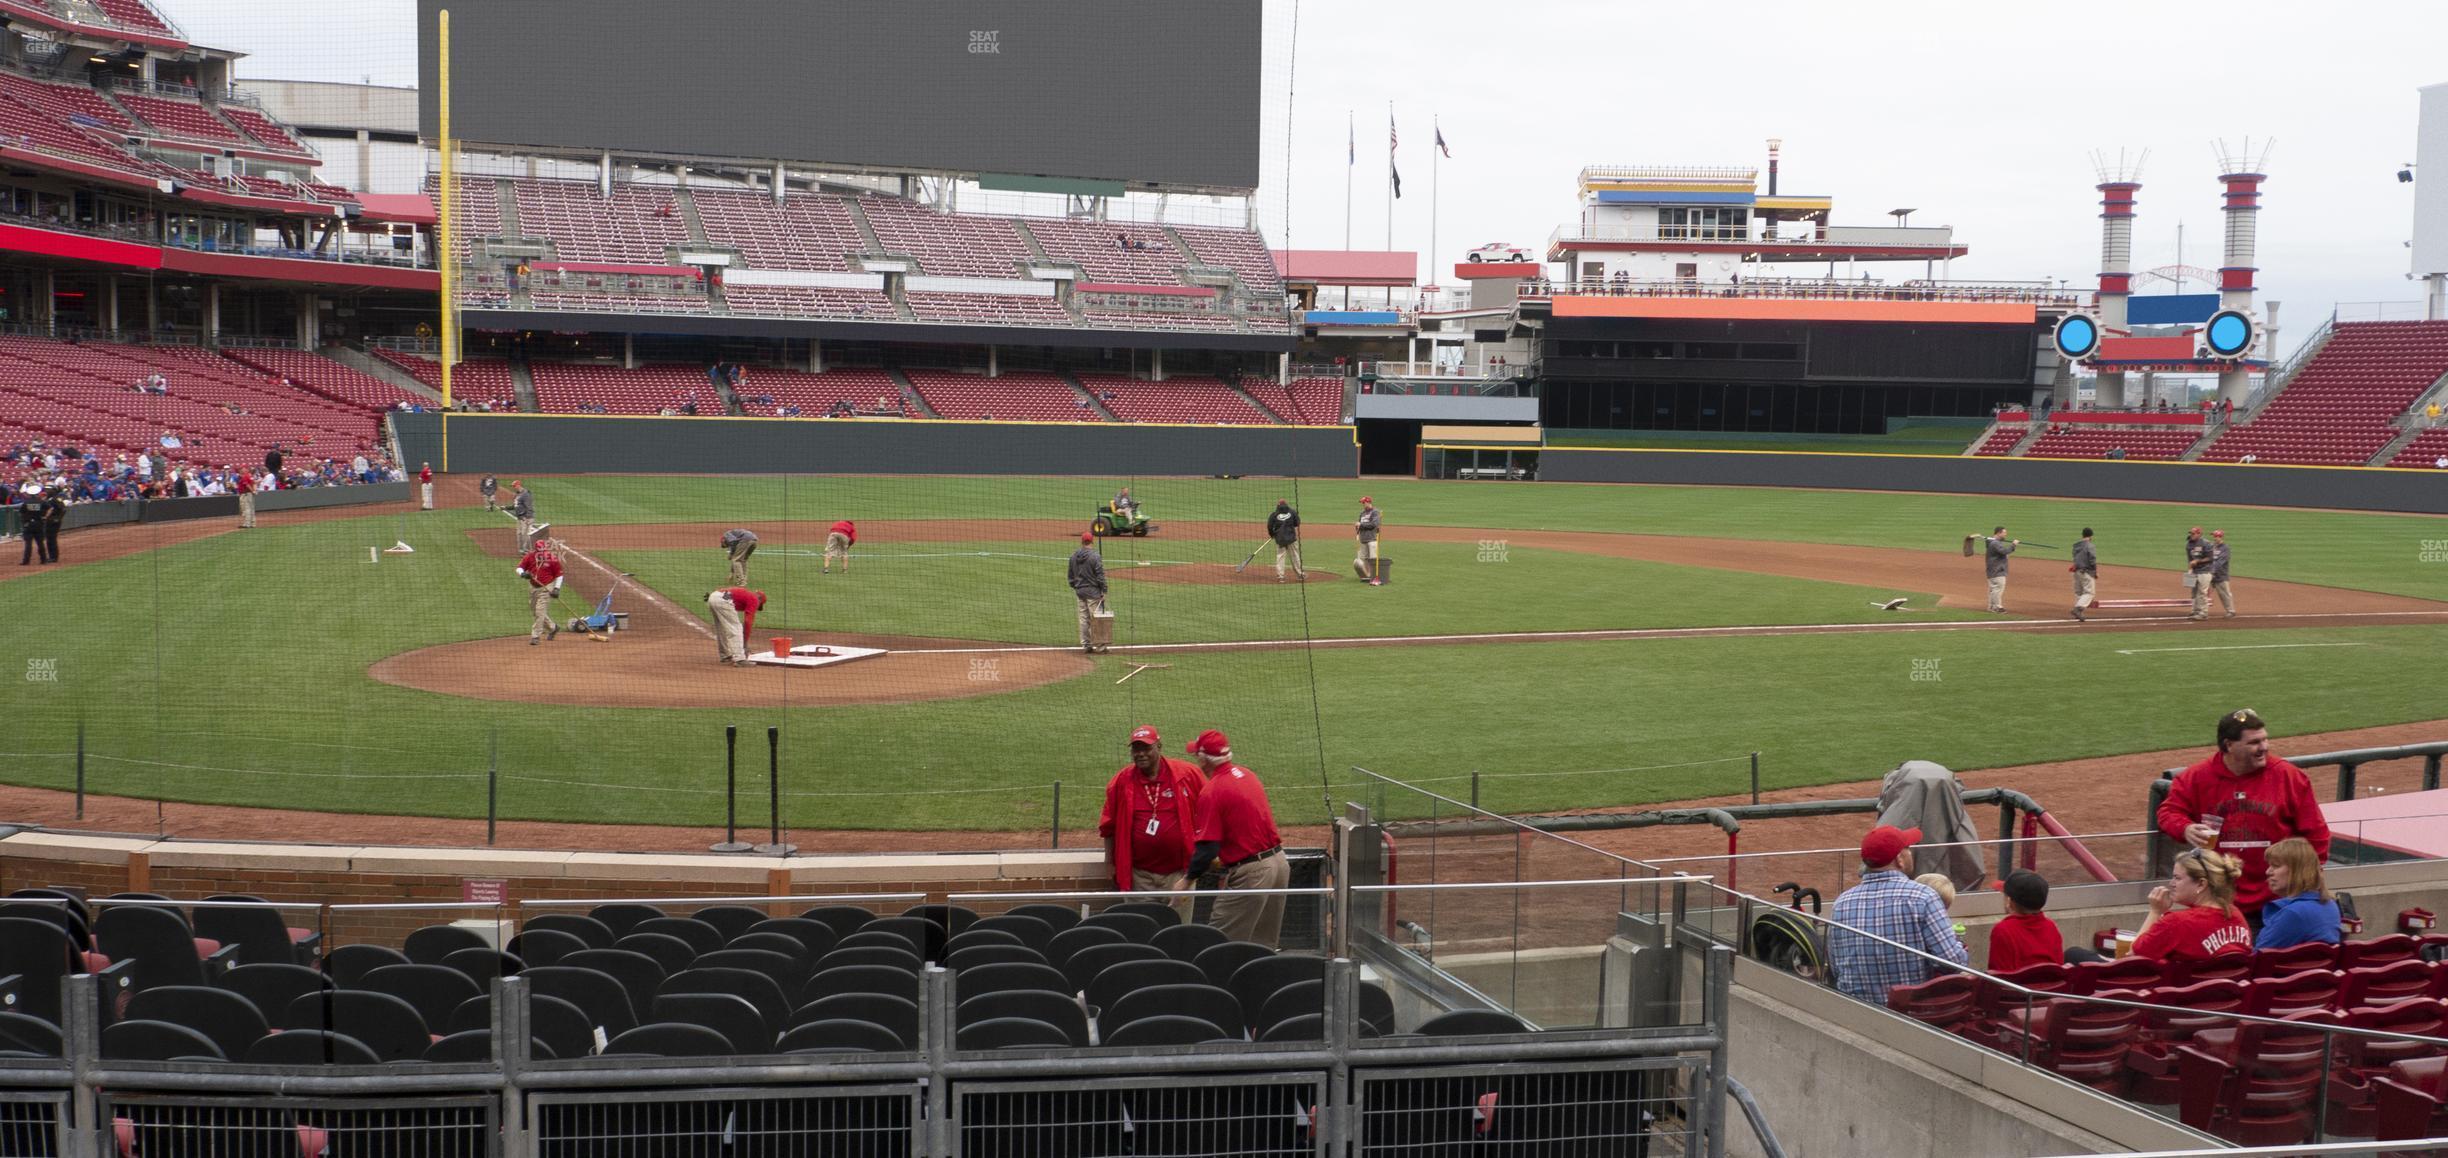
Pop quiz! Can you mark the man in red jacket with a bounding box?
[418,462,434,510]
[1183,730,1288,947]
[515,540,564,646]
[824,519,856,574]
[2156,708,2330,928]
[705,587,765,665]
[1098,725,1205,917]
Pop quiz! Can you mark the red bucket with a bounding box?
[770,636,793,658]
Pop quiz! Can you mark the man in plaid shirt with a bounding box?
[1829,824,1967,1002]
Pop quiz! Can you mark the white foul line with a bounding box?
[890,609,2448,656]
[555,539,716,641]
[2114,642,2376,656]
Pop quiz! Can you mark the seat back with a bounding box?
[1417,1009,1532,1036]
[652,991,772,1053]
[439,947,522,985]
[243,1029,383,1065]
[1152,923,1229,963]
[604,1022,734,1058]
[687,905,770,943]
[2345,960,2435,1008]
[611,932,698,976]
[1066,942,1167,995]
[584,903,665,940]
[955,1015,1069,1051]
[524,913,615,950]
[802,965,921,1007]
[662,966,791,1028]
[2251,941,2337,978]
[1193,941,1274,991]
[191,899,302,967]
[425,1029,556,1063]
[631,917,724,957]
[696,947,807,990]
[402,924,489,966]
[1883,974,1980,1029]
[1086,959,1204,1018]
[103,1018,231,1062]
[125,985,266,1062]
[280,989,429,1061]
[789,993,916,1048]
[1105,1014,1225,1047]
[0,917,77,1023]
[1226,955,1329,1025]
[741,918,838,961]
[944,928,1025,957]
[815,945,924,975]
[861,917,944,963]
[2069,955,2162,995]
[902,903,979,940]
[2247,970,2343,1018]
[959,962,1072,999]
[779,1017,903,1054]
[96,905,207,991]
[956,989,1086,1046]
[2342,934,2420,971]
[947,944,1046,972]
[504,927,589,968]
[1103,901,1184,929]
[1045,925,1126,970]
[1002,904,1081,935]
[520,965,638,1039]
[1078,911,1159,944]
[356,963,483,1029]
[800,905,877,941]
[1105,984,1242,1042]
[323,944,409,988]
[968,914,1055,952]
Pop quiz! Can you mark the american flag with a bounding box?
[1389,113,1402,199]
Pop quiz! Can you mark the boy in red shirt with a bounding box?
[1987,870,2068,973]
[1097,725,1205,917]
[2155,708,2330,927]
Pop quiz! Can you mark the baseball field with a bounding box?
[4,471,2445,842]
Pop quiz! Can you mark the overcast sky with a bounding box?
[164,0,2442,332]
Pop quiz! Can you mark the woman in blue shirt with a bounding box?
[2255,836,2340,951]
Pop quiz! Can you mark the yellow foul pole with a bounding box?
[435,9,454,469]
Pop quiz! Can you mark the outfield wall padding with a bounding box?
[1536,448,2448,515]
[398,412,1359,478]
[4,484,408,537]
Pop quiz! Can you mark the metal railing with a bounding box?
[1546,221,1966,251]
[1524,275,2081,306]
[6,873,1736,1157]
[2335,301,2436,322]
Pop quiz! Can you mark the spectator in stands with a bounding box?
[2427,401,2443,426]
[1988,870,2080,971]
[2157,708,2329,931]
[2253,837,2340,951]
[1915,873,1957,913]
[1828,824,1968,1002]
[2132,848,2252,962]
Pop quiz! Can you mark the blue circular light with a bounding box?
[2206,312,2251,355]
[2056,315,2098,357]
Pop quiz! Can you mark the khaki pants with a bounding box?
[2213,579,2234,616]
[708,591,746,661]
[482,491,496,511]
[823,531,849,572]
[530,586,554,641]
[1274,540,1303,579]
[2073,572,2096,609]
[420,482,434,510]
[517,517,535,553]
[1076,592,1107,650]
[728,541,756,584]
[1131,868,1192,920]
[1986,575,2007,612]
[1354,539,1379,580]
[238,491,255,528]
[1210,849,1290,948]
[2189,573,2209,618]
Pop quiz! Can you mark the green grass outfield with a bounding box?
[3,475,2442,831]
[1544,420,1985,455]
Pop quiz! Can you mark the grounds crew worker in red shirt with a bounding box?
[515,540,564,646]
[706,587,766,666]
[2156,708,2330,930]
[1099,725,1206,918]
[418,462,434,510]
[1182,730,1288,948]
[824,519,856,574]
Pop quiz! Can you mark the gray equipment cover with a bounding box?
[1879,760,1987,892]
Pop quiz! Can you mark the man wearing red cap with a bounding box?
[1827,824,1967,1002]
[2156,708,2328,930]
[515,538,564,646]
[1099,725,1206,917]
[1352,496,1383,585]
[418,461,434,510]
[1182,730,1288,947]
[1068,531,1108,654]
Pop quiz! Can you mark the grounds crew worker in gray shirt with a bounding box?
[2185,527,2215,621]
[2070,528,2098,622]
[721,528,759,584]
[1979,526,2017,613]
[509,481,535,552]
[2210,530,2235,618]
[1353,496,1384,585]
[1069,531,1109,654]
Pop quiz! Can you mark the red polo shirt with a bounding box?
[716,588,764,637]
[517,549,563,587]
[419,467,433,483]
[831,520,856,544]
[1197,762,1281,865]
[1986,912,2066,974]
[1099,758,1203,885]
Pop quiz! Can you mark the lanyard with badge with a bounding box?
[1142,778,1165,837]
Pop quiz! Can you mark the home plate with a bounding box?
[745,643,888,669]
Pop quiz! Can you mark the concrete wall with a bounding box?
[394,412,1358,478]
[1536,446,2448,514]
[1354,394,1540,422]
[1725,956,2212,1158]
[4,484,409,536]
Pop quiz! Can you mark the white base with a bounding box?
[744,643,889,668]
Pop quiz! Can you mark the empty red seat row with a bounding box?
[905,370,1096,422]
[1077,373,1269,425]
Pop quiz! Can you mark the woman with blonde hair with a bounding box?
[2133,847,2253,961]
[2254,837,2341,950]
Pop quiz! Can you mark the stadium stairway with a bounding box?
[325,348,443,405]
[886,368,937,418]
[2006,423,2048,456]
[1229,379,1287,424]
[1059,371,1121,421]
[510,363,540,413]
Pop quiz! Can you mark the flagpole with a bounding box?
[1344,109,1354,309]
[1431,113,1440,314]
[1386,101,1394,308]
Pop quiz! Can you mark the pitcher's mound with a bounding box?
[372,631,1089,708]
